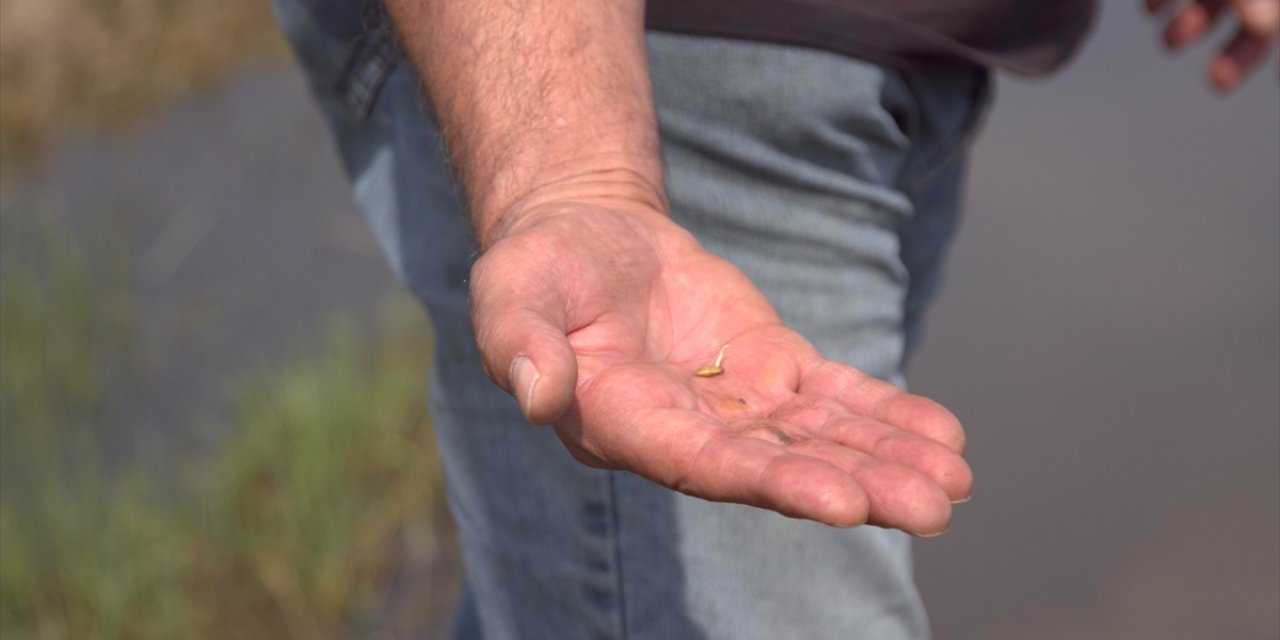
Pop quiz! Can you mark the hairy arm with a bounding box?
[384,0,665,244]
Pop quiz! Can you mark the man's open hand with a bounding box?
[470,204,972,534]
[387,0,973,534]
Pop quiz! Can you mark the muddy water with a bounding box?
[6,2,1277,638]
[6,63,400,467]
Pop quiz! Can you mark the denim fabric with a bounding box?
[271,3,989,637]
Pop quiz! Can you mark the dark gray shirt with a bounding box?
[645,0,1097,75]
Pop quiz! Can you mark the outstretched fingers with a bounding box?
[799,361,967,453]
[1147,0,1279,89]
[578,394,873,526]
[1211,20,1276,87]
[768,438,953,535]
[681,432,874,527]
[1159,0,1228,48]
[579,396,954,533]
[667,420,955,534]
[764,400,972,504]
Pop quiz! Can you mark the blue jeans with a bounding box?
[272,3,989,638]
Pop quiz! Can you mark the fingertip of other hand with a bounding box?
[1210,57,1242,90]
[1238,0,1280,35]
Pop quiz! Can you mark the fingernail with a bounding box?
[951,495,972,505]
[509,356,541,419]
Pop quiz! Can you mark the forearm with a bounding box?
[384,0,667,248]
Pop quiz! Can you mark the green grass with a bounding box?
[0,211,449,639]
[1,6,454,635]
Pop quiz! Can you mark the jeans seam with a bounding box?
[335,24,399,119]
[901,71,992,196]
[607,471,628,640]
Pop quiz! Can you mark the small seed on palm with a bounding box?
[695,344,730,377]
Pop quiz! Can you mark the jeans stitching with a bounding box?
[336,26,399,119]
[902,70,992,195]
[607,471,628,640]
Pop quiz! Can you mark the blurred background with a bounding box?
[0,1,1275,639]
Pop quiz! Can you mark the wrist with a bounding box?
[476,161,669,250]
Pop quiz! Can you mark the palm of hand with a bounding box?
[472,206,971,533]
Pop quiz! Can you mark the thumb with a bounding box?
[470,256,579,425]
